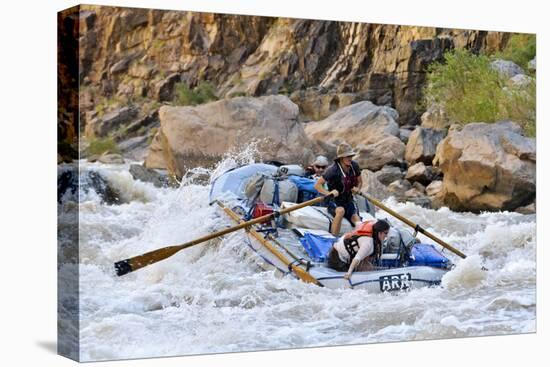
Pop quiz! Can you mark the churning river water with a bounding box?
[57,155,536,362]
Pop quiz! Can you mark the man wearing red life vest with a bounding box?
[327,220,391,279]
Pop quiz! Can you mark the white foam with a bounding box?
[71,156,536,361]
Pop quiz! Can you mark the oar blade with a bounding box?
[114,245,184,276]
[114,259,133,276]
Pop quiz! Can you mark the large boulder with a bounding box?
[144,95,317,177]
[405,127,446,164]
[433,121,535,212]
[355,135,406,171]
[304,101,400,147]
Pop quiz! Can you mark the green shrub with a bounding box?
[423,49,536,136]
[174,81,218,106]
[495,33,536,71]
[86,137,121,156]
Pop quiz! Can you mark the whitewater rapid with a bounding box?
[58,158,536,362]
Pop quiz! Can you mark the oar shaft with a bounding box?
[220,204,321,285]
[115,195,328,276]
[358,192,467,259]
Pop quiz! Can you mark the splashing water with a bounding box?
[59,150,536,361]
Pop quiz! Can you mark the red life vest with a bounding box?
[342,221,375,259]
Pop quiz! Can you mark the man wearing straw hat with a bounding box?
[314,143,363,236]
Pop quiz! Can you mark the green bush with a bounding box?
[174,81,218,106]
[86,137,121,156]
[496,33,536,71]
[423,49,536,136]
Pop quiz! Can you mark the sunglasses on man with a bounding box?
[314,165,327,169]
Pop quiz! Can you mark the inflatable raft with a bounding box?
[210,163,452,291]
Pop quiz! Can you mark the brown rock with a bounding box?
[425,180,443,196]
[144,95,316,177]
[405,162,438,186]
[355,136,406,171]
[515,202,536,215]
[304,101,400,147]
[433,121,535,212]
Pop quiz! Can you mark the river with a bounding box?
[57,155,536,362]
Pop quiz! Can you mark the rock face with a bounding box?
[61,4,510,143]
[85,106,139,137]
[433,121,535,212]
[144,95,316,177]
[405,127,446,164]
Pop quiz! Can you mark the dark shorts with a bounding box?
[328,247,349,272]
[327,200,359,225]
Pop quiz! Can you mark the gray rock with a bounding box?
[399,126,415,144]
[412,181,426,193]
[387,179,412,200]
[374,165,405,186]
[405,162,438,185]
[360,169,391,201]
[118,135,150,161]
[528,57,536,71]
[490,59,524,79]
[509,74,534,88]
[405,127,446,165]
[129,164,172,188]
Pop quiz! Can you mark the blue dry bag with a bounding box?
[299,232,337,262]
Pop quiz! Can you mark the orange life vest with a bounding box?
[342,221,375,259]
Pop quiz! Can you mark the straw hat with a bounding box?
[335,143,357,159]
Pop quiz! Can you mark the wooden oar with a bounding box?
[218,202,321,286]
[357,192,467,259]
[114,195,330,276]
